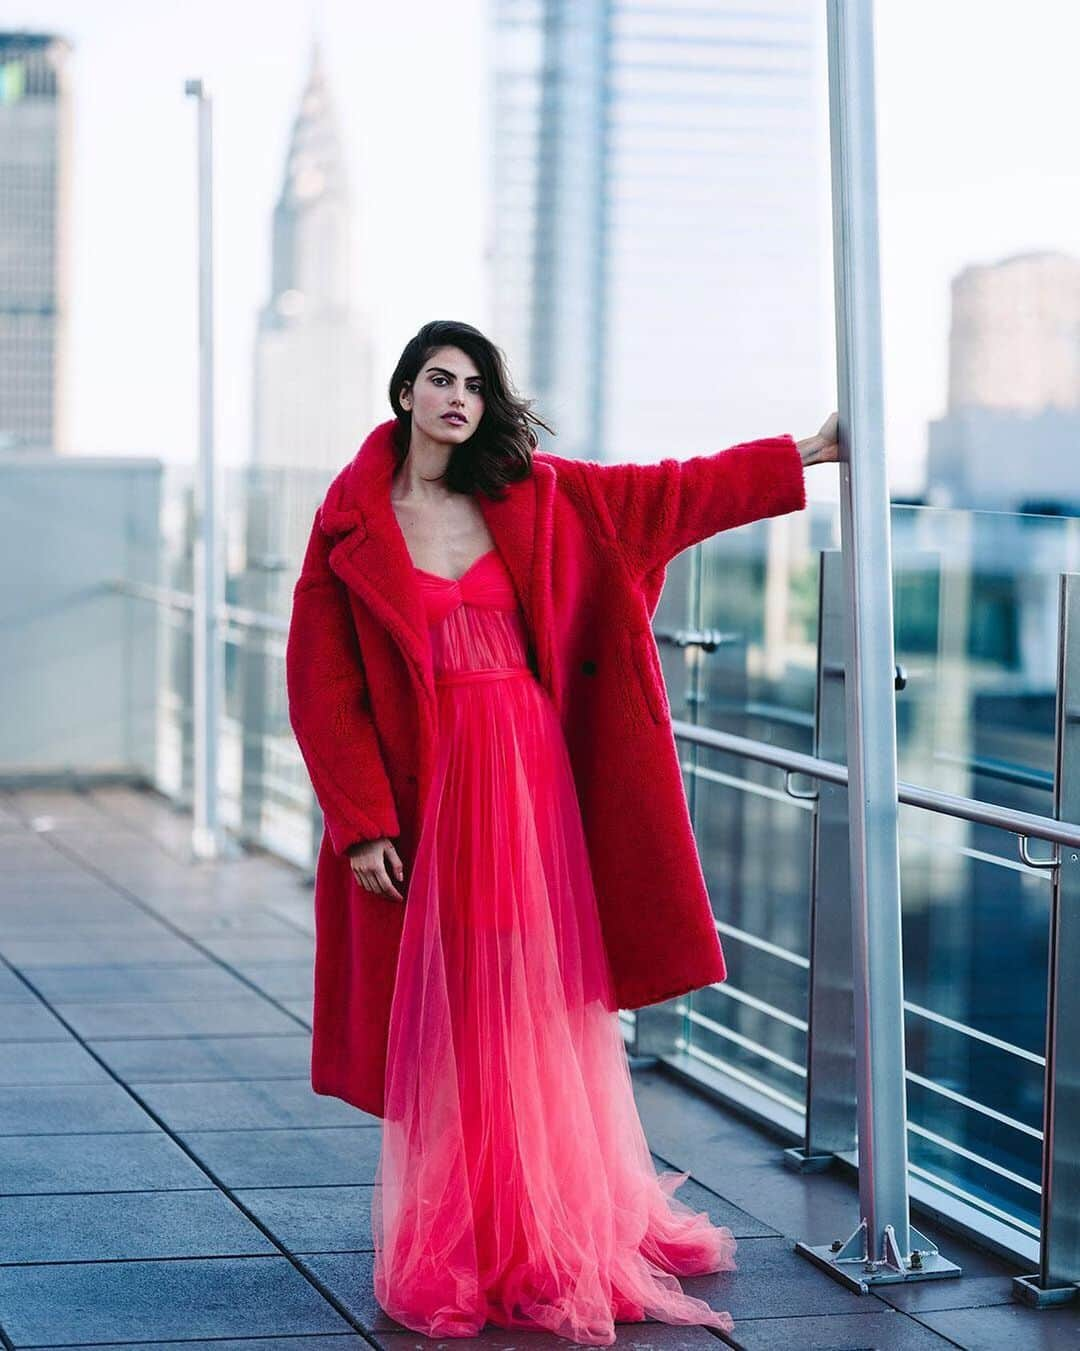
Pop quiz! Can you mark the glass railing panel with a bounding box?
[672,498,1064,1248]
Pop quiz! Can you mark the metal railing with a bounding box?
[632,556,1080,1306]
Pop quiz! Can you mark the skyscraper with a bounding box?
[490,1,823,461]
[926,251,1080,511]
[251,42,372,470]
[0,31,73,454]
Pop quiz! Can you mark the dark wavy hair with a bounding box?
[387,320,555,499]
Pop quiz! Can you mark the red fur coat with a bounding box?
[286,417,807,1117]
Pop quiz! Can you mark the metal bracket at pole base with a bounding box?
[795,1220,961,1294]
[1011,1274,1080,1308]
[783,1145,836,1174]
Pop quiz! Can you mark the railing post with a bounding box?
[1014,572,1080,1307]
[793,0,958,1289]
[184,77,225,861]
[785,548,856,1171]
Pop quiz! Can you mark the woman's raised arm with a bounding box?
[572,431,809,579]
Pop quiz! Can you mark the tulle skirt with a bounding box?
[371,649,737,1344]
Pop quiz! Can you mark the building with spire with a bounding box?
[251,43,372,470]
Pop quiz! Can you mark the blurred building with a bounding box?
[251,42,373,471]
[927,251,1080,512]
[490,0,823,461]
[0,31,72,454]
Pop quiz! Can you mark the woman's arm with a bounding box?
[285,508,401,858]
[574,431,806,580]
[573,413,838,580]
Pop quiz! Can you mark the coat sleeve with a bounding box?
[285,508,401,858]
[575,433,807,579]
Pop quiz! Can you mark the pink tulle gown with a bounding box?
[371,545,737,1345]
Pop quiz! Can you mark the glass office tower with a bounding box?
[0,31,73,454]
[491,0,823,461]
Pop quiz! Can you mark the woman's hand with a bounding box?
[347,836,406,902]
[797,410,840,466]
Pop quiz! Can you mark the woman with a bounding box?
[286,319,839,1344]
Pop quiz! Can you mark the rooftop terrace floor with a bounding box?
[1,783,1078,1350]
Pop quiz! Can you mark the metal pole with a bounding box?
[794,0,958,1289]
[184,78,224,861]
[1013,573,1079,1307]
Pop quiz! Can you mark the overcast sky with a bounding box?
[5,0,1079,497]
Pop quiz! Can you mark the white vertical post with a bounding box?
[794,0,958,1289]
[184,79,224,861]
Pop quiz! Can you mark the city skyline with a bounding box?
[5,0,1080,500]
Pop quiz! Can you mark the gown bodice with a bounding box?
[413,547,536,678]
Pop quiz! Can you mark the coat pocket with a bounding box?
[627,626,671,726]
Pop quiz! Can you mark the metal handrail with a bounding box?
[106,578,288,635]
[672,718,1080,855]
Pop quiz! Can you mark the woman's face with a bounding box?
[401,346,486,444]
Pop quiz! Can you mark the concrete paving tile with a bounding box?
[295,1250,392,1332]
[166,911,311,938]
[677,1236,873,1321]
[25,962,243,1001]
[228,960,315,999]
[648,1148,860,1254]
[721,1308,958,1349]
[264,901,315,937]
[2,934,204,966]
[0,1040,111,1085]
[651,1159,780,1239]
[914,1300,1080,1348]
[0,1002,75,1041]
[0,902,155,934]
[136,1078,363,1131]
[234,1185,373,1253]
[873,1272,1016,1312]
[0,1130,212,1194]
[0,966,35,1000]
[195,936,315,963]
[178,1125,382,1187]
[0,1189,277,1262]
[55,997,304,1038]
[0,1082,156,1135]
[143,872,308,907]
[0,1254,350,1345]
[91,1033,311,1082]
[77,863,203,891]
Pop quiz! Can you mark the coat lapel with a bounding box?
[317,418,558,713]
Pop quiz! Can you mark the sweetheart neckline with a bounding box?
[413,547,499,585]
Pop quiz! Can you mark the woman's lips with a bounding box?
[442,414,466,424]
